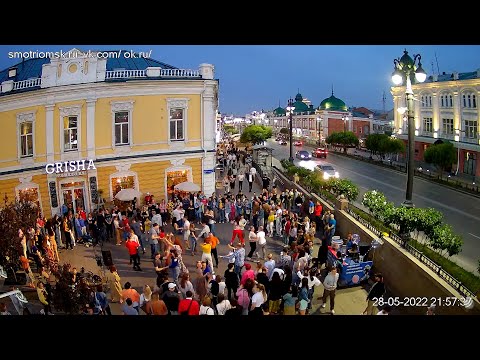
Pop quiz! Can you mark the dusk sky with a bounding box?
[1,45,479,115]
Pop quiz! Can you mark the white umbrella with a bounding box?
[174,181,201,192]
[115,188,142,201]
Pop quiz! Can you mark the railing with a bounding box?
[345,206,476,299]
[105,70,146,79]
[13,78,41,90]
[105,68,201,80]
[160,69,200,77]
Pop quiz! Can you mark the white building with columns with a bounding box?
[391,69,480,178]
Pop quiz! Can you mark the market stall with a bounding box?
[327,234,374,288]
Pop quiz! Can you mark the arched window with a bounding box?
[440,95,445,107]
[462,91,477,108]
[448,94,453,107]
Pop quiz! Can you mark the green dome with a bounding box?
[319,94,347,111]
[292,92,313,114]
[273,106,286,116]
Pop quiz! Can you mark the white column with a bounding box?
[432,92,439,135]
[453,90,461,131]
[86,99,96,158]
[203,82,216,150]
[45,104,55,163]
[202,153,216,196]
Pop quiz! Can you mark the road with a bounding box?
[267,139,480,274]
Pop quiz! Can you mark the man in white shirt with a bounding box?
[256,226,267,260]
[172,206,185,226]
[275,206,283,237]
[151,210,162,228]
[183,216,191,250]
[198,220,211,239]
[238,215,247,231]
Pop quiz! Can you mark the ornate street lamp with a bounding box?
[391,49,427,208]
[286,98,295,162]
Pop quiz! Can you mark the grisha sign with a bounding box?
[45,159,96,175]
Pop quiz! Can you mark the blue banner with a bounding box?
[338,259,373,287]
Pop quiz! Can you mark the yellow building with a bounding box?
[0,48,219,216]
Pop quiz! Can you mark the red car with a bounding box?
[312,147,328,158]
[293,141,303,146]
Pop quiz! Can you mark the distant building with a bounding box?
[391,69,480,177]
[270,91,372,142]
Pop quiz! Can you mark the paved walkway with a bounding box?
[1,167,375,316]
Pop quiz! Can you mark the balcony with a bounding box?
[105,68,201,80]
[13,78,42,90]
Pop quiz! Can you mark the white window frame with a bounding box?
[464,120,478,139]
[109,169,139,202]
[59,105,82,155]
[167,98,189,145]
[164,163,193,200]
[16,111,36,160]
[442,118,454,135]
[462,91,477,109]
[423,117,433,133]
[110,101,134,149]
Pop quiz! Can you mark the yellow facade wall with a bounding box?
[96,165,118,202]
[0,105,46,165]
[0,177,19,203]
[33,174,51,216]
[94,94,201,156]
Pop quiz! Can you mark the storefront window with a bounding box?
[111,176,136,198]
[18,187,40,209]
[166,170,188,199]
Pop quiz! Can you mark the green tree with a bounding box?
[240,125,273,145]
[280,128,289,135]
[365,133,384,157]
[0,194,39,269]
[379,136,405,158]
[424,142,457,179]
[224,125,238,135]
[326,131,359,152]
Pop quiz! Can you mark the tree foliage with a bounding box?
[365,134,405,158]
[0,193,39,267]
[224,125,238,135]
[424,142,456,179]
[240,125,273,145]
[280,128,289,135]
[326,131,359,151]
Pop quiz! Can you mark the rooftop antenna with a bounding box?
[331,84,334,96]
[434,52,440,75]
[431,61,435,75]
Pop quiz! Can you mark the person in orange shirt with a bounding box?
[121,281,140,312]
[207,233,220,268]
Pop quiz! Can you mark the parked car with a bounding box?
[279,140,287,145]
[312,147,328,158]
[295,150,312,160]
[293,141,303,146]
[317,164,339,180]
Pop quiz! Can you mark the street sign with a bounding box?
[203,169,215,174]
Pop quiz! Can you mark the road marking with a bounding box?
[468,233,480,240]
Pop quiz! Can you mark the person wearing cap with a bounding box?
[162,283,181,315]
[240,263,255,286]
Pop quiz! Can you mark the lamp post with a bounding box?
[286,98,295,162]
[391,49,427,208]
